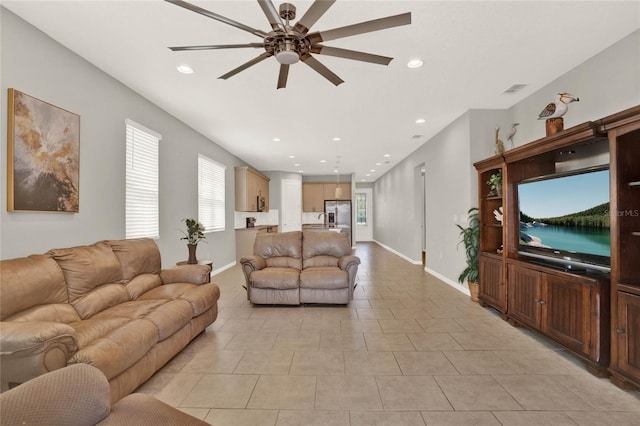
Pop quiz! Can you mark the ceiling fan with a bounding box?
[166,0,411,89]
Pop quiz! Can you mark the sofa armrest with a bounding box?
[0,364,109,426]
[240,256,266,271]
[160,265,210,285]
[338,255,361,271]
[99,393,209,425]
[1,321,78,391]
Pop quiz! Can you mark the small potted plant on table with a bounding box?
[180,218,206,264]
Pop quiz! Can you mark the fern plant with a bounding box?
[456,207,480,283]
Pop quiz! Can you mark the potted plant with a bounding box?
[487,170,502,197]
[180,218,206,264]
[456,207,480,302]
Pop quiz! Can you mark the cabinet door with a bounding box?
[616,292,640,379]
[479,254,505,311]
[302,183,324,212]
[507,264,541,328]
[542,274,592,356]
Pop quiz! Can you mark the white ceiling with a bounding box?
[4,1,639,181]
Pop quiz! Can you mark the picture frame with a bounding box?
[7,88,80,212]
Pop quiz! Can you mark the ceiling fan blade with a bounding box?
[165,0,267,38]
[310,45,392,65]
[307,12,411,44]
[293,0,336,35]
[300,53,344,86]
[169,43,265,51]
[277,64,290,89]
[219,52,272,80]
[257,0,285,31]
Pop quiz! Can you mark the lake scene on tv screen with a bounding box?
[519,169,610,257]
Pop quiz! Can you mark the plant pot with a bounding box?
[468,280,480,303]
[495,183,502,197]
[187,243,198,264]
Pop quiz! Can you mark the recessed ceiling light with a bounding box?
[293,163,300,167]
[376,163,381,166]
[298,170,304,173]
[332,137,341,141]
[289,155,295,159]
[273,137,280,142]
[383,154,391,158]
[333,169,339,173]
[415,118,426,124]
[176,64,194,74]
[361,179,366,182]
[320,160,327,163]
[366,174,371,177]
[370,169,376,172]
[407,59,423,69]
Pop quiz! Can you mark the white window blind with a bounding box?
[198,154,226,232]
[125,119,160,239]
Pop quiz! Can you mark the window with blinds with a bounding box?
[198,154,226,232]
[125,119,160,239]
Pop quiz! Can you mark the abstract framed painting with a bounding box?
[7,89,80,212]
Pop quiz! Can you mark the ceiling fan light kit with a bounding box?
[166,0,411,89]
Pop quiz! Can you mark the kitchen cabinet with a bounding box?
[302,183,324,212]
[507,260,609,374]
[302,182,351,212]
[235,166,269,212]
[612,291,640,388]
[323,183,351,200]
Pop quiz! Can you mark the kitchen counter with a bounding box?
[235,225,278,261]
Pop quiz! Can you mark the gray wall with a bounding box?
[1,9,249,267]
[373,30,640,290]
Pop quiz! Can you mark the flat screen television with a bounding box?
[517,166,610,273]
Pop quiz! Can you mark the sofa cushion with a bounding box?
[250,267,300,290]
[91,300,168,321]
[302,231,352,268]
[68,317,132,348]
[254,231,302,269]
[0,255,68,321]
[143,299,194,341]
[48,242,125,312]
[72,284,131,320]
[107,239,162,282]
[300,266,349,290]
[4,304,81,324]
[69,319,158,380]
[125,273,162,299]
[137,283,220,317]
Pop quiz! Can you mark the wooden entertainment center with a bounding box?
[474,105,640,389]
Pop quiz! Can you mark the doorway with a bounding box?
[281,179,301,232]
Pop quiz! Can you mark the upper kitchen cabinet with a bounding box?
[323,183,351,201]
[302,183,324,212]
[235,166,270,212]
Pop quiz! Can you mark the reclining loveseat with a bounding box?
[240,230,360,305]
[0,238,220,403]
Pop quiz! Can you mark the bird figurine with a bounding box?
[506,123,519,148]
[538,92,579,120]
[494,127,505,156]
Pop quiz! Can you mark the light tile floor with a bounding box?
[138,242,640,425]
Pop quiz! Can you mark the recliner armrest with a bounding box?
[1,321,78,391]
[240,256,266,271]
[338,255,361,271]
[160,265,210,285]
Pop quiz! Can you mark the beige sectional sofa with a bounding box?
[0,238,220,403]
[240,230,360,305]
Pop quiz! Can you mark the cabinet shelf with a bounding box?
[483,223,503,228]
[631,232,640,237]
[628,181,640,187]
[485,196,503,201]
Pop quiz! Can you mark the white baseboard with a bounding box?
[424,266,470,296]
[212,261,236,276]
[372,240,423,265]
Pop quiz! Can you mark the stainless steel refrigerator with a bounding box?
[325,200,352,243]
